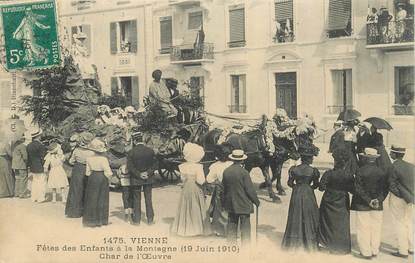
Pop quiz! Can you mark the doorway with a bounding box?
[275,72,297,118]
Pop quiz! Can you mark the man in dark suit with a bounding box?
[388,145,414,258]
[127,132,156,225]
[222,149,260,246]
[351,148,389,259]
[26,129,47,202]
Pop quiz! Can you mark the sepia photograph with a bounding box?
[0,0,414,262]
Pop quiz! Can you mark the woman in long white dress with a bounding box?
[171,143,211,236]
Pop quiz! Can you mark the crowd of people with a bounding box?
[367,3,413,44]
[279,116,414,259]
[0,69,414,259]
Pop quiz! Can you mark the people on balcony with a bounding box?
[378,7,393,43]
[274,19,293,43]
[396,3,408,42]
[367,8,379,44]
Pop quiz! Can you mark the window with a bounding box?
[327,0,352,38]
[229,74,246,113]
[328,69,352,114]
[160,16,172,54]
[394,66,414,115]
[111,76,139,106]
[71,25,91,56]
[228,6,245,48]
[110,20,138,54]
[273,0,294,43]
[188,11,203,30]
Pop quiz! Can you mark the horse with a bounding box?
[200,128,281,203]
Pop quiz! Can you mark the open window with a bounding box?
[110,20,138,54]
[394,66,414,115]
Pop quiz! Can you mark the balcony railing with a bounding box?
[273,22,295,43]
[327,105,353,115]
[170,43,214,62]
[229,105,247,113]
[367,19,414,46]
[393,104,414,116]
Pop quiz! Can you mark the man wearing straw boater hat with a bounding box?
[222,149,260,247]
[127,131,156,225]
[388,145,414,258]
[351,147,389,259]
[26,128,47,203]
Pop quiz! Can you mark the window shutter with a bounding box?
[111,77,118,95]
[160,17,172,50]
[82,24,91,56]
[131,76,139,106]
[110,22,117,54]
[274,0,293,23]
[229,8,245,43]
[130,20,138,53]
[71,26,77,44]
[188,11,203,30]
[328,0,351,31]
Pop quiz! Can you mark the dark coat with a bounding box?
[389,159,415,204]
[127,144,156,185]
[26,140,47,173]
[351,162,389,211]
[222,163,260,214]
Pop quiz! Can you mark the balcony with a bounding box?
[327,105,353,115]
[393,104,414,116]
[170,43,214,65]
[366,19,414,50]
[228,105,247,114]
[168,0,199,7]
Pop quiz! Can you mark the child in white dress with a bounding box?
[44,143,69,203]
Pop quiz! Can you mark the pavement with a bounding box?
[0,163,412,263]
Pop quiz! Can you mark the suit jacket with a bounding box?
[26,140,46,173]
[127,144,156,185]
[12,142,27,170]
[389,159,415,204]
[351,163,389,211]
[222,163,260,214]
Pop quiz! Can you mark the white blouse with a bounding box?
[178,162,205,185]
[206,161,233,183]
[85,155,113,178]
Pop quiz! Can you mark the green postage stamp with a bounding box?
[0,0,60,71]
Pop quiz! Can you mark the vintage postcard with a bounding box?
[0,0,414,262]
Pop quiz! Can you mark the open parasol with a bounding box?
[337,109,361,122]
[364,117,393,130]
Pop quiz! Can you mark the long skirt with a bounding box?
[282,184,319,251]
[319,190,351,254]
[171,180,212,236]
[208,183,228,236]
[82,171,109,227]
[0,156,14,198]
[65,162,87,218]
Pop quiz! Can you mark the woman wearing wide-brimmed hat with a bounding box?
[44,142,68,203]
[0,129,13,198]
[282,145,320,251]
[65,132,95,218]
[83,139,113,227]
[171,143,212,236]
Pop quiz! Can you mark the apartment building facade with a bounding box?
[0,0,413,149]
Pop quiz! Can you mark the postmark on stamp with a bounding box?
[0,0,61,70]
